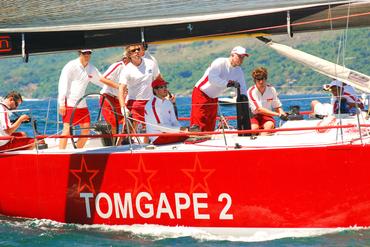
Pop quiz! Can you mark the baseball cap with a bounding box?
[231,46,249,57]
[152,78,168,88]
[329,80,343,88]
[79,49,92,53]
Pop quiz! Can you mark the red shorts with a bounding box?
[126,99,148,123]
[250,114,275,128]
[190,87,218,132]
[153,136,188,145]
[63,107,90,125]
[100,94,123,128]
[0,132,34,151]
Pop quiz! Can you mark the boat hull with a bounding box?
[1,144,370,230]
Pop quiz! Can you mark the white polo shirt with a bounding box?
[247,85,282,113]
[100,61,126,97]
[144,51,160,73]
[58,58,103,108]
[0,103,11,146]
[145,96,180,143]
[119,58,159,100]
[194,58,247,98]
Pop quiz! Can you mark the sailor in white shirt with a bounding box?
[247,67,287,134]
[99,53,129,134]
[145,78,188,145]
[313,80,364,116]
[139,43,160,72]
[57,49,103,149]
[190,46,249,131]
[0,91,34,151]
[118,44,160,136]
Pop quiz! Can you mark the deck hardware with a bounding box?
[234,143,242,149]
[21,33,29,63]
[287,11,293,38]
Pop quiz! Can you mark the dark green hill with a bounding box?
[0,27,369,98]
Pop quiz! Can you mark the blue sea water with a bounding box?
[5,94,369,246]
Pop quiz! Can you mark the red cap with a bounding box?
[151,78,168,88]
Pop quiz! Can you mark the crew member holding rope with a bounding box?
[190,46,249,131]
[247,67,287,135]
[145,78,188,145]
[0,91,35,151]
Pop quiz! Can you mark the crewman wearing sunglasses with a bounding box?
[247,67,287,135]
[118,44,160,141]
[0,91,35,151]
[144,78,188,145]
[58,49,104,149]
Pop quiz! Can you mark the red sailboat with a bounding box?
[1,0,370,238]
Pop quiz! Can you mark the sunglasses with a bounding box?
[254,77,266,81]
[155,85,167,89]
[12,97,20,108]
[129,48,141,53]
[81,51,92,55]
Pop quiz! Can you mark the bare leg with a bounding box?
[261,121,275,136]
[251,124,259,136]
[59,123,70,149]
[311,100,319,112]
[76,122,90,148]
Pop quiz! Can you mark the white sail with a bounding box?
[265,40,370,93]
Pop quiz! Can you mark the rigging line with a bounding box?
[217,102,228,150]
[328,3,339,79]
[342,2,352,68]
[343,3,364,143]
[43,97,51,135]
[56,102,60,135]
[124,114,185,133]
[334,3,352,143]
[28,109,39,154]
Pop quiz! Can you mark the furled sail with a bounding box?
[258,37,370,93]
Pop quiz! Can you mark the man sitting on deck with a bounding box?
[312,80,364,117]
[0,91,35,151]
[145,78,188,145]
[247,67,288,135]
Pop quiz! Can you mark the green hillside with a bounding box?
[0,27,369,98]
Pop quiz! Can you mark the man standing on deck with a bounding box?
[0,91,35,151]
[99,52,130,135]
[145,78,188,145]
[118,44,160,139]
[58,49,103,149]
[247,67,287,135]
[190,46,249,131]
